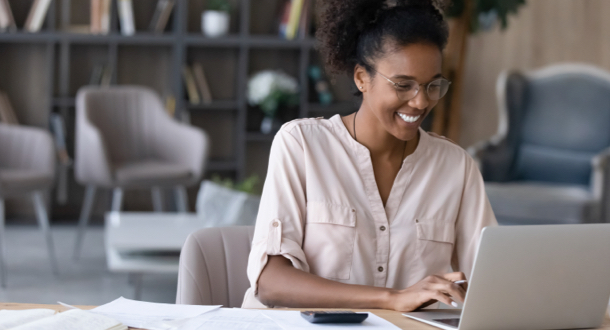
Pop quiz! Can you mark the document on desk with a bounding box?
[90,297,220,329]
[179,308,283,330]
[177,308,400,330]
[261,310,400,329]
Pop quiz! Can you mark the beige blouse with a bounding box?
[242,114,498,308]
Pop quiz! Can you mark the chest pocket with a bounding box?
[302,202,356,280]
[416,218,455,272]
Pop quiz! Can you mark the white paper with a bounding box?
[9,309,125,330]
[179,308,283,330]
[91,297,220,328]
[261,310,401,329]
[0,309,56,330]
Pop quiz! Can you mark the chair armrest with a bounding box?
[154,119,209,185]
[591,147,610,223]
[74,94,113,186]
[466,134,505,169]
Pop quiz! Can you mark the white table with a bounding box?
[104,211,209,298]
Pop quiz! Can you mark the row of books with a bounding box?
[0,0,175,35]
[93,0,175,35]
[182,63,213,105]
[0,0,52,33]
[278,0,312,40]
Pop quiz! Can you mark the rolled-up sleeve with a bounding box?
[451,155,498,279]
[246,126,310,302]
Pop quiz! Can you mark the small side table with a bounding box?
[104,211,208,299]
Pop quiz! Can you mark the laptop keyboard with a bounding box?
[434,318,460,327]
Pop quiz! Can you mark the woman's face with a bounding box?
[357,42,443,142]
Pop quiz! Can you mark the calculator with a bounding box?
[300,311,369,323]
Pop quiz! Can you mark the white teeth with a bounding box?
[398,113,420,123]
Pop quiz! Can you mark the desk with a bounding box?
[1,303,610,330]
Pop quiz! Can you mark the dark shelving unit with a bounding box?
[0,0,357,218]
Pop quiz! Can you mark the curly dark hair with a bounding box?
[316,0,449,96]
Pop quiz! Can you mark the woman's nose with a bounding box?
[408,88,430,110]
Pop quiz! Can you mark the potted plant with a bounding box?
[196,174,261,226]
[202,0,231,37]
[247,70,299,134]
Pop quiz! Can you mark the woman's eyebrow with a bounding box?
[392,73,443,80]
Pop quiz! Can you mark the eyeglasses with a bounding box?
[373,69,451,101]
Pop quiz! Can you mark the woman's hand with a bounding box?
[387,272,468,312]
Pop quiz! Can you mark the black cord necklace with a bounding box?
[353,110,407,167]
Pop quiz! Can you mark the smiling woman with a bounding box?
[241,0,498,312]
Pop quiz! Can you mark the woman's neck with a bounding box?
[349,108,419,160]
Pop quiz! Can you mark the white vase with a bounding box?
[201,10,230,37]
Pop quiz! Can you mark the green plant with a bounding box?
[206,0,231,12]
[211,174,260,195]
[446,0,526,33]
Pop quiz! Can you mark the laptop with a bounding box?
[404,224,610,330]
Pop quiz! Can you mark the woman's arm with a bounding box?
[258,255,467,312]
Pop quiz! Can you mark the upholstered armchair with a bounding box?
[0,123,58,287]
[469,64,610,225]
[73,86,209,259]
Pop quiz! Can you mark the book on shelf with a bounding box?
[191,62,213,104]
[89,63,113,86]
[165,95,176,116]
[285,0,304,40]
[91,0,101,33]
[89,63,105,85]
[24,0,52,33]
[297,0,311,39]
[91,0,112,34]
[182,65,201,105]
[0,308,126,330]
[277,0,291,39]
[0,91,19,125]
[100,63,113,86]
[149,0,175,33]
[0,0,17,32]
[117,0,135,36]
[278,0,311,40]
[49,113,72,167]
[100,0,112,34]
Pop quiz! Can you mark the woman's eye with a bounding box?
[396,83,415,91]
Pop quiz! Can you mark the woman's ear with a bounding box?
[354,64,368,93]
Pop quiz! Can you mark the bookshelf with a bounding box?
[0,0,357,220]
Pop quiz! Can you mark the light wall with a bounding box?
[459,0,610,147]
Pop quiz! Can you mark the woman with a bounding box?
[242,0,497,312]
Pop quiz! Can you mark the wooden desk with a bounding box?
[1,303,609,329]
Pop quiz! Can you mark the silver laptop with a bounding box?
[404,224,610,330]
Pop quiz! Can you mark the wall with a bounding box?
[459,0,610,147]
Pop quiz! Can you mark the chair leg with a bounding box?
[73,185,97,260]
[0,198,6,287]
[151,187,164,212]
[32,191,59,276]
[111,188,124,212]
[174,186,188,213]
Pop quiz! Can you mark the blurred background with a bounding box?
[0,0,609,309]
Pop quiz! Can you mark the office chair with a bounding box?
[176,226,255,307]
[0,123,58,287]
[73,86,209,259]
[468,63,610,225]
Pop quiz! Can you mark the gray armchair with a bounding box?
[469,64,610,225]
[176,226,255,307]
[0,123,58,287]
[74,86,209,259]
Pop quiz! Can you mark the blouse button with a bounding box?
[272,221,279,227]
[378,266,384,272]
[380,226,386,231]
